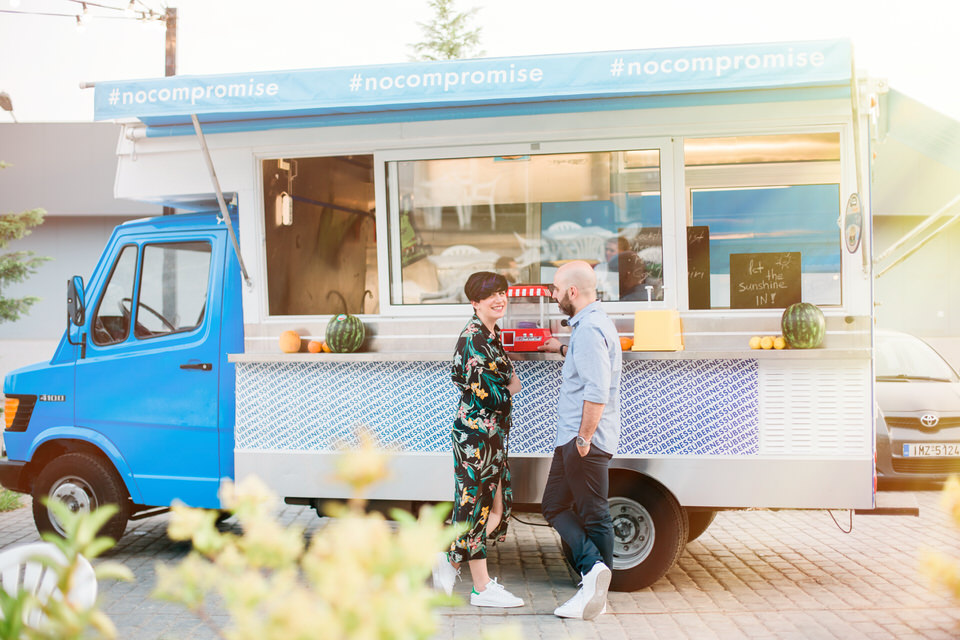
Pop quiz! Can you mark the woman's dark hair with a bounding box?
[464,271,508,302]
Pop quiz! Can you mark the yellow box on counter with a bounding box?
[632,310,684,351]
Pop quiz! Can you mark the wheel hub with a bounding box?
[48,477,95,534]
[610,495,655,570]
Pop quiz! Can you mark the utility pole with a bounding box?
[164,8,177,78]
[162,7,178,322]
[0,92,16,123]
[163,7,176,220]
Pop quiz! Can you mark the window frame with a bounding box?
[132,240,214,341]
[375,136,678,317]
[680,127,849,311]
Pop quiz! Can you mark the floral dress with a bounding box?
[448,314,515,563]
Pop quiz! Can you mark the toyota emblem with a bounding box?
[920,413,940,428]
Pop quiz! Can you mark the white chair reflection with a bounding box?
[413,175,499,231]
[463,177,499,230]
[424,245,500,302]
[543,221,613,263]
[513,232,553,267]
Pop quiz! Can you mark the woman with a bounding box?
[432,271,524,608]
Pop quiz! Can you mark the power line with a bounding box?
[63,0,134,11]
[61,0,167,13]
[0,0,166,22]
[0,8,160,19]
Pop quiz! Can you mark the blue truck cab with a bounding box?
[1,210,243,540]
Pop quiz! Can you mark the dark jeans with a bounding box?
[541,439,614,576]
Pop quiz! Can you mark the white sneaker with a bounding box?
[580,561,611,621]
[554,586,587,618]
[470,578,524,608]
[553,589,607,620]
[431,552,459,596]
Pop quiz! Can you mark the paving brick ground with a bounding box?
[0,489,957,639]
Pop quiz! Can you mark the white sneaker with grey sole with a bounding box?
[470,578,524,608]
[554,587,609,619]
[554,586,587,618]
[580,561,611,620]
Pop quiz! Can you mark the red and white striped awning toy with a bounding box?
[507,285,552,298]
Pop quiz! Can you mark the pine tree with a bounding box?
[0,163,48,323]
[410,0,484,61]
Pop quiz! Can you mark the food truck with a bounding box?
[2,39,884,590]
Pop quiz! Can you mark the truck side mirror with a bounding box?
[67,276,85,326]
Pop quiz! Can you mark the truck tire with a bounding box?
[32,452,131,543]
[685,509,717,543]
[557,474,688,591]
[609,474,687,591]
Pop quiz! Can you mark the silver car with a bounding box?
[875,330,960,484]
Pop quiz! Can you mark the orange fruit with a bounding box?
[321,341,331,353]
[620,336,634,351]
[307,340,323,353]
[278,330,301,353]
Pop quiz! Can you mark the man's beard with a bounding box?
[558,293,575,317]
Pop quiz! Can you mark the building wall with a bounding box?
[874,216,960,370]
[0,123,158,383]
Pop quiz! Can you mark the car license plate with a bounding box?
[902,443,960,457]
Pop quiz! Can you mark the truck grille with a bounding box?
[3,395,36,432]
[885,416,960,431]
[891,458,960,474]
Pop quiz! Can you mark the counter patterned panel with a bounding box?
[234,359,759,455]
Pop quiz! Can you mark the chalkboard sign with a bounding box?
[687,226,710,310]
[729,252,801,309]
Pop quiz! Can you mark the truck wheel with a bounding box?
[557,474,688,591]
[32,452,131,543]
[608,474,687,591]
[685,509,717,543]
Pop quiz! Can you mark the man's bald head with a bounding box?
[555,260,598,304]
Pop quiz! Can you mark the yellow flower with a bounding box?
[488,361,498,371]
[479,505,489,523]
[470,382,488,400]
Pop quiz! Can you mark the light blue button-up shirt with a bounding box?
[554,301,623,454]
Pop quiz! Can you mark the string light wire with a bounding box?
[0,0,166,22]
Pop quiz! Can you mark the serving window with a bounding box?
[261,156,379,316]
[683,133,843,309]
[386,148,664,305]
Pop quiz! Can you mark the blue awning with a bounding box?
[95,39,852,137]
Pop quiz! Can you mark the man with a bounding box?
[537,260,623,620]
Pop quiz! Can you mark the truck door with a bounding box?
[75,232,226,508]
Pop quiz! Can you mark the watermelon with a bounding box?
[781,302,825,349]
[325,313,365,352]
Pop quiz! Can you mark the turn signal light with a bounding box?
[4,397,18,431]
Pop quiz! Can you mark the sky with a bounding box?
[1,0,959,123]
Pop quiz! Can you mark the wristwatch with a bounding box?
[576,435,590,447]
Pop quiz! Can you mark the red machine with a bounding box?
[500,284,554,352]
